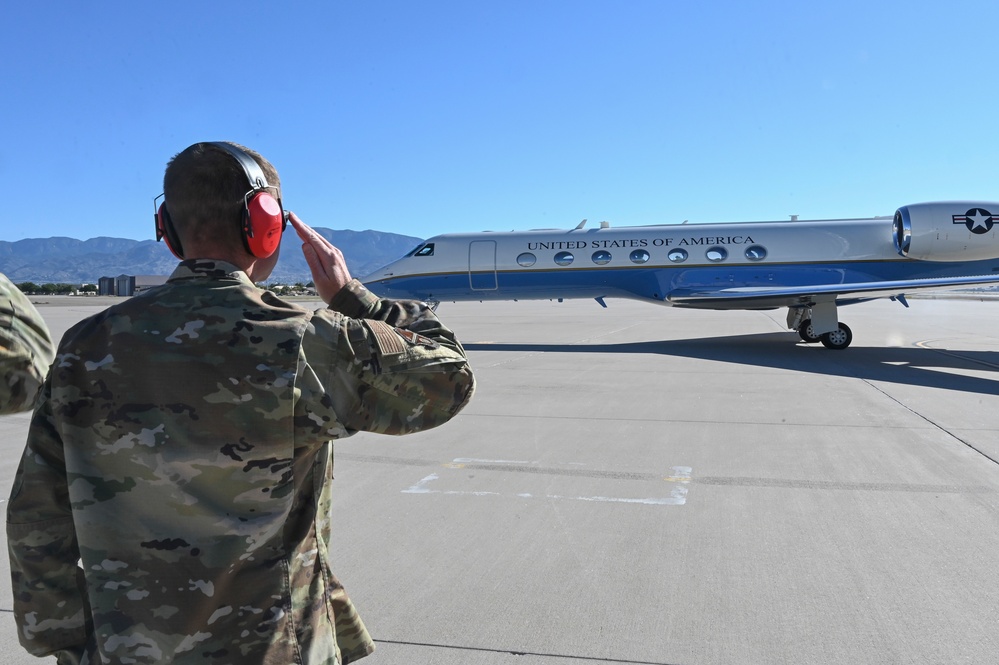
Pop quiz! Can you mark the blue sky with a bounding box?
[3,1,998,242]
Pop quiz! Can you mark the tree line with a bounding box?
[16,282,97,295]
[17,282,316,296]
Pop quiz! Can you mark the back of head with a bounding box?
[162,142,281,255]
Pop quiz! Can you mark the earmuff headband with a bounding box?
[208,142,271,192]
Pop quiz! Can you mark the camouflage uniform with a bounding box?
[0,273,54,414]
[7,260,475,665]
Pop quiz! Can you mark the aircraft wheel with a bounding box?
[797,319,821,343]
[820,323,853,350]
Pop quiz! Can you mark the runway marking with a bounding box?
[339,455,991,495]
[663,466,692,483]
[404,474,503,498]
[402,462,692,506]
[916,339,999,371]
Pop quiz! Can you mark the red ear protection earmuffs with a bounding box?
[154,142,287,260]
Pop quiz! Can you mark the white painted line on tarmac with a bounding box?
[402,465,692,506]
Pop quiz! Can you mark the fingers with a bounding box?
[289,212,319,244]
[301,242,330,281]
[289,211,309,240]
[289,211,350,303]
[289,212,337,253]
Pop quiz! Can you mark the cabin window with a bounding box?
[629,249,650,264]
[517,252,537,267]
[745,245,767,261]
[667,248,688,263]
[706,247,728,262]
[414,243,435,257]
[554,251,574,266]
[592,250,612,265]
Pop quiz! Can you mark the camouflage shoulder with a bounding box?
[0,274,55,414]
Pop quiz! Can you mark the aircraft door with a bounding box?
[468,240,498,290]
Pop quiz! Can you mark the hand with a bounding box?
[289,212,353,304]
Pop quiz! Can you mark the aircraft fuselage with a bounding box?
[362,203,999,348]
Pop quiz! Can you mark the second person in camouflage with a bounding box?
[0,273,54,414]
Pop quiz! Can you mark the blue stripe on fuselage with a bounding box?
[363,259,999,304]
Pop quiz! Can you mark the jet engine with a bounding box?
[894,201,999,261]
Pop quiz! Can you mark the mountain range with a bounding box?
[0,229,423,285]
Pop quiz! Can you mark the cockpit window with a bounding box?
[411,243,435,257]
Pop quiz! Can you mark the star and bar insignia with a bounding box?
[953,208,995,234]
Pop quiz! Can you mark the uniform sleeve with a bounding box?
[0,275,55,414]
[6,380,89,659]
[327,279,467,356]
[306,280,475,435]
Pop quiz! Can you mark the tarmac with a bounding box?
[1,294,998,664]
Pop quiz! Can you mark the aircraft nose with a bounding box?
[362,278,394,297]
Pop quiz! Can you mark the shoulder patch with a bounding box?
[365,321,442,357]
[394,328,440,349]
[367,320,407,356]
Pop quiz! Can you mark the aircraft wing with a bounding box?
[666,274,999,309]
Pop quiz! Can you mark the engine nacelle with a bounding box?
[894,201,999,261]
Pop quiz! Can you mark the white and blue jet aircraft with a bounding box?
[362,201,999,349]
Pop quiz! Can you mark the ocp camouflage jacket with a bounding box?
[7,260,474,664]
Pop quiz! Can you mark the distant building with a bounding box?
[97,274,168,296]
[115,274,136,297]
[98,276,116,296]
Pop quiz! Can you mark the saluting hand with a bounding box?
[289,212,353,304]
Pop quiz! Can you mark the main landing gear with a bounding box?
[787,304,853,349]
[796,318,853,350]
